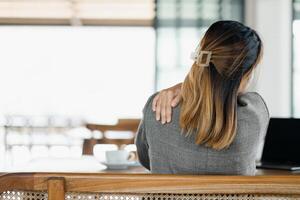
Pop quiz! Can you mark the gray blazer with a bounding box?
[135,92,269,175]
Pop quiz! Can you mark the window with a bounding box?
[0,26,155,170]
[155,0,244,90]
[0,26,155,123]
[0,0,155,170]
[293,0,300,116]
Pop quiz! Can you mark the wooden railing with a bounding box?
[1,173,300,200]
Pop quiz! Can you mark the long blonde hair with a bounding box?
[180,21,263,150]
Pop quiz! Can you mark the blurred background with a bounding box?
[0,0,298,171]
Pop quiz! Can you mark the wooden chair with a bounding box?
[1,173,300,200]
[83,118,141,155]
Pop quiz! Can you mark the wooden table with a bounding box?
[1,166,300,175]
[102,166,300,175]
[256,168,300,175]
[2,155,300,175]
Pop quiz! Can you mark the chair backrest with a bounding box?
[1,173,300,200]
[86,118,140,132]
[83,118,140,154]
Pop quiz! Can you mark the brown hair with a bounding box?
[180,21,263,150]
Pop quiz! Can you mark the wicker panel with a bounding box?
[1,191,300,200]
[0,191,47,200]
[66,193,142,200]
[66,193,300,200]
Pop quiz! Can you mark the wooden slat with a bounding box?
[0,18,153,26]
[86,119,140,133]
[1,173,300,195]
[0,0,155,26]
[48,178,65,200]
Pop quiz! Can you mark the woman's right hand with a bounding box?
[152,83,182,124]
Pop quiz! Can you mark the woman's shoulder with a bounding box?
[237,92,270,122]
[143,91,270,124]
[142,92,158,115]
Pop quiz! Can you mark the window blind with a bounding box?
[0,0,155,26]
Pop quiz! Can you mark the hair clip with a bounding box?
[190,45,212,67]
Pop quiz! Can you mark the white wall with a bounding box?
[245,0,292,117]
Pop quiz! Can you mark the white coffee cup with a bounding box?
[105,150,132,164]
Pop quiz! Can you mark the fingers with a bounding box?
[171,95,181,107]
[153,88,179,124]
[161,99,167,124]
[161,91,168,124]
[166,91,173,123]
[152,94,159,111]
[155,97,161,121]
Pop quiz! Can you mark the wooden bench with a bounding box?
[1,173,300,200]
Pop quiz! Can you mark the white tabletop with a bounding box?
[3,156,107,172]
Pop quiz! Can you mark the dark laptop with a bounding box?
[256,118,300,171]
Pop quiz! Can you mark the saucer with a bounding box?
[101,161,140,170]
